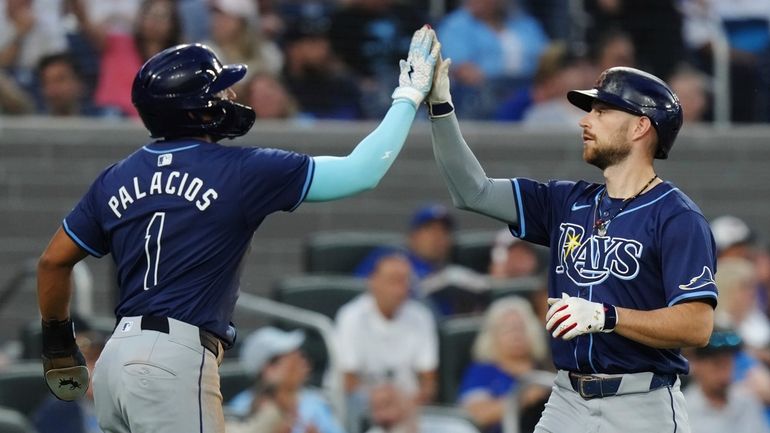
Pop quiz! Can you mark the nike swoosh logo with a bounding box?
[571,203,592,211]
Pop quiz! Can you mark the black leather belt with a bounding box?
[140,316,221,359]
[569,372,677,399]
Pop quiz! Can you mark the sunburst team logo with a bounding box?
[555,223,643,286]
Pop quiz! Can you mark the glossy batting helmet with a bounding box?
[567,67,683,159]
[131,43,256,140]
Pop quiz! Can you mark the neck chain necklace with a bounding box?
[594,174,658,236]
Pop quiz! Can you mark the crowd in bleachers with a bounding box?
[1,0,770,122]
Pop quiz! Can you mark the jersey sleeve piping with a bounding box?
[509,178,526,238]
[62,219,106,258]
[289,157,315,212]
[668,291,718,307]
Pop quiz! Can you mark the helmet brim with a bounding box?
[210,64,247,94]
[567,89,597,112]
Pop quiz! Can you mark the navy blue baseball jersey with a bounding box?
[63,139,314,342]
[509,178,717,375]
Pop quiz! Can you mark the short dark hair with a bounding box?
[37,52,81,79]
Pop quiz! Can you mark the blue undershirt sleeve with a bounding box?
[305,100,417,201]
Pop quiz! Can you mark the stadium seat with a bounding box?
[271,275,368,388]
[272,275,367,320]
[451,230,498,273]
[437,315,484,404]
[303,231,404,274]
[0,407,35,433]
[0,362,49,417]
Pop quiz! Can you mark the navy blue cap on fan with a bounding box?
[410,203,454,230]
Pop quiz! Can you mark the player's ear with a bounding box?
[631,116,656,148]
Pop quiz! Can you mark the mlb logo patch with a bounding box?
[158,153,173,167]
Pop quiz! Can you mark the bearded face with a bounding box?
[583,121,632,170]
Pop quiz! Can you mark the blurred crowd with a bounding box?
[1,0,770,123]
[5,203,770,433]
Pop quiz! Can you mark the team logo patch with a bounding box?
[555,223,643,286]
[679,266,716,291]
[158,153,173,167]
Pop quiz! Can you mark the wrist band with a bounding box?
[603,303,618,332]
[41,318,77,357]
[428,102,454,117]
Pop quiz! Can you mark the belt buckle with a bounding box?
[578,375,600,399]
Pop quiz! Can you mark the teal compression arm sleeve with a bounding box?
[305,100,417,202]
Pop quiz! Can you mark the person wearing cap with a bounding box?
[684,327,770,433]
[710,215,757,260]
[353,203,488,315]
[427,30,717,431]
[354,203,456,280]
[226,327,345,433]
[336,253,439,431]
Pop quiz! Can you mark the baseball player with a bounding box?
[36,27,439,433]
[426,50,717,431]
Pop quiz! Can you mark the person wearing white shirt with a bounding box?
[335,252,439,431]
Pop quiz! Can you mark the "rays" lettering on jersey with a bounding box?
[555,223,643,286]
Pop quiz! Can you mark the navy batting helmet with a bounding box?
[567,67,683,159]
[131,43,256,140]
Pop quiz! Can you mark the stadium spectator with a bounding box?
[33,327,107,433]
[588,27,636,72]
[437,0,548,118]
[355,203,455,280]
[328,0,423,118]
[336,253,438,431]
[710,215,757,259]
[715,257,770,366]
[205,0,283,97]
[226,327,345,433]
[488,228,541,279]
[0,69,32,113]
[281,18,362,120]
[680,0,770,122]
[457,297,549,433]
[684,326,770,433]
[0,0,67,90]
[669,64,711,123]
[354,203,488,315]
[520,42,593,129]
[246,72,298,120]
[36,52,104,116]
[71,0,182,117]
[583,0,684,80]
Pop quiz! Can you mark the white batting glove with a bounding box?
[545,293,618,341]
[392,25,440,108]
[427,52,454,118]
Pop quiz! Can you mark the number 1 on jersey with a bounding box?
[144,212,166,290]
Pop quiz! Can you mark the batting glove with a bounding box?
[427,52,454,118]
[41,318,90,401]
[545,293,618,341]
[391,25,440,108]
